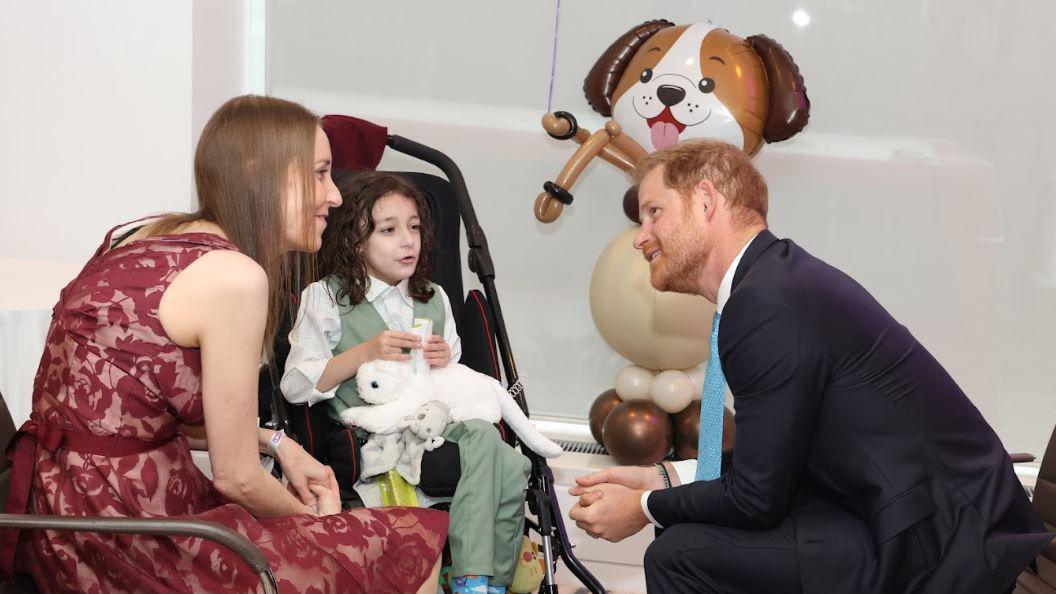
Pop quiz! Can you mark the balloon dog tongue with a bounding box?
[648,108,686,151]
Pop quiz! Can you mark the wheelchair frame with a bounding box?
[266,134,607,594]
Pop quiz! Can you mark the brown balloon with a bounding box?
[602,400,673,465]
[622,186,640,224]
[746,34,810,143]
[672,403,736,461]
[588,389,623,444]
[534,191,564,223]
[584,19,676,117]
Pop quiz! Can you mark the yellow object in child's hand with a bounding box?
[410,318,433,374]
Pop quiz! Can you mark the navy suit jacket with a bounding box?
[649,231,1053,594]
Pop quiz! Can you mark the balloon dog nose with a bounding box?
[656,84,686,106]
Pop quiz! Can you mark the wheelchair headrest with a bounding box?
[320,114,388,170]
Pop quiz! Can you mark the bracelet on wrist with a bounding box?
[267,430,285,456]
[654,462,672,489]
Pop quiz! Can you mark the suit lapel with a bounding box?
[731,229,779,291]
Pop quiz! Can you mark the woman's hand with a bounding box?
[273,436,333,508]
[423,335,451,368]
[364,330,420,363]
[308,467,342,516]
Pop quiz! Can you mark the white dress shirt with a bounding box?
[639,232,760,527]
[280,276,461,406]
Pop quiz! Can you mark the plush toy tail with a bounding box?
[497,394,564,458]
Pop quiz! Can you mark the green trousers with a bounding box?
[441,419,531,585]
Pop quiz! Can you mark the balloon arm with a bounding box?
[608,129,648,164]
[555,128,614,189]
[541,111,582,141]
[533,127,616,223]
[542,112,636,173]
[599,145,636,172]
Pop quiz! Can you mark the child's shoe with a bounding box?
[452,575,488,594]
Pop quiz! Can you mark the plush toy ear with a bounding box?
[746,35,810,143]
[583,19,675,117]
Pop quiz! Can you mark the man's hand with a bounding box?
[568,482,650,542]
[570,465,665,497]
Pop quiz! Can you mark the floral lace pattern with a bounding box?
[19,229,446,593]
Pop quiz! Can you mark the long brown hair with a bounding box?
[318,170,435,306]
[149,95,319,356]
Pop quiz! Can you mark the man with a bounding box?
[569,139,1053,593]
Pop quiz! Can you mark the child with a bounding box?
[282,170,530,594]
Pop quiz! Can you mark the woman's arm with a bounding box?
[179,424,296,457]
[161,250,317,517]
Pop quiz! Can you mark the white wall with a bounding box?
[0,0,255,265]
[192,0,265,148]
[266,0,1056,455]
[0,1,255,425]
[0,1,194,263]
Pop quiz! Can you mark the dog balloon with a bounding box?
[534,20,809,223]
[534,21,810,450]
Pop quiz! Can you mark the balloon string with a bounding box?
[546,0,561,113]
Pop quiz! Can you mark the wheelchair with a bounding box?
[257,114,606,594]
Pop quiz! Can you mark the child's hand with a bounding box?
[424,335,451,368]
[366,330,420,362]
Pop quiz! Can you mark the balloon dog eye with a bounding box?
[698,77,715,93]
[640,68,653,83]
[370,381,379,389]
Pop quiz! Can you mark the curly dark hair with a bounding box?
[318,170,435,306]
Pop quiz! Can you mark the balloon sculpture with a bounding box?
[537,20,810,465]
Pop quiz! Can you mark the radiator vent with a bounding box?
[556,439,609,455]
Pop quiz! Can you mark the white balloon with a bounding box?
[590,228,715,370]
[684,365,706,399]
[614,365,654,401]
[650,370,695,413]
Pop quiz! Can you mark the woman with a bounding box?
[2,95,447,593]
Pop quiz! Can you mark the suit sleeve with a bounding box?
[648,287,830,529]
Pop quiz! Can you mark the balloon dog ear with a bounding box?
[583,19,675,117]
[746,34,811,143]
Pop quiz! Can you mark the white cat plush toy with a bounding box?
[340,360,564,458]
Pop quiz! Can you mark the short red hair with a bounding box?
[634,139,768,225]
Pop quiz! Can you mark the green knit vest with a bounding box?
[327,276,446,422]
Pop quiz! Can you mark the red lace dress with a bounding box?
[3,227,447,593]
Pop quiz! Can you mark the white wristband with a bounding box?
[267,430,285,455]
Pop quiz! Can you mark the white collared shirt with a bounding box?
[639,232,760,527]
[280,275,461,406]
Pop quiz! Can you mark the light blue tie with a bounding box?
[695,312,725,481]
